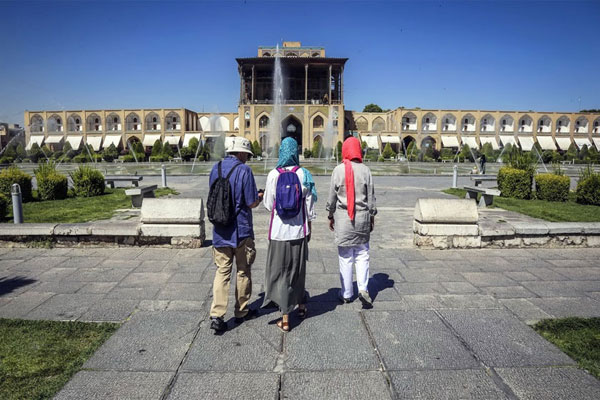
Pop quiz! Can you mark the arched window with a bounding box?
[106,114,120,131]
[126,113,141,131]
[165,112,181,130]
[30,114,44,133]
[355,118,368,131]
[68,115,82,132]
[372,117,385,132]
[259,115,269,129]
[86,114,102,131]
[313,116,324,129]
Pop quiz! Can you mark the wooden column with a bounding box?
[251,65,255,103]
[304,64,308,104]
[328,64,332,104]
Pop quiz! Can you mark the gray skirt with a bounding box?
[261,238,308,314]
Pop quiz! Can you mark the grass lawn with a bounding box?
[442,188,600,222]
[533,318,600,379]
[0,319,119,400]
[4,187,179,223]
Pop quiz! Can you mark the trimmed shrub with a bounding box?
[576,168,600,206]
[303,148,312,159]
[535,173,570,202]
[0,166,33,202]
[497,167,532,199]
[103,144,119,162]
[188,137,199,154]
[70,166,105,197]
[72,154,88,163]
[0,193,7,220]
[382,143,396,159]
[151,140,163,156]
[0,156,15,164]
[377,155,385,162]
[179,146,193,161]
[161,143,174,158]
[121,155,135,163]
[35,162,68,200]
[149,155,167,162]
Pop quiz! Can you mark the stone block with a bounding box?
[414,198,478,224]
[53,223,93,236]
[89,222,140,236]
[479,225,515,237]
[586,235,600,247]
[452,235,481,248]
[140,198,204,224]
[512,222,549,235]
[522,236,551,246]
[0,223,57,236]
[413,221,479,236]
[554,235,585,246]
[547,223,583,235]
[582,223,600,234]
[140,224,202,238]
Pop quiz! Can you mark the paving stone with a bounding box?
[54,370,173,400]
[404,260,445,269]
[522,281,600,297]
[282,371,391,400]
[137,300,170,311]
[389,369,507,400]
[78,282,119,294]
[156,283,211,301]
[365,311,478,370]
[286,310,380,370]
[440,282,480,293]
[549,267,600,280]
[104,286,161,300]
[504,271,539,282]
[499,299,552,323]
[85,311,201,371]
[481,286,537,299]
[9,256,68,274]
[29,281,86,294]
[546,259,594,268]
[440,309,575,367]
[462,272,517,287]
[0,291,54,318]
[81,299,139,321]
[92,248,144,259]
[395,282,447,295]
[168,372,279,400]
[133,260,170,272]
[99,259,143,269]
[438,294,501,309]
[304,273,342,289]
[0,274,38,295]
[57,257,104,269]
[420,250,467,261]
[169,272,203,283]
[587,291,600,301]
[403,294,444,309]
[68,267,135,282]
[136,248,182,260]
[400,268,465,283]
[182,312,280,372]
[36,267,78,281]
[166,300,204,311]
[503,258,553,269]
[528,296,600,318]
[526,267,569,281]
[119,272,173,287]
[26,293,104,320]
[496,367,600,400]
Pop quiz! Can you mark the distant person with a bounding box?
[323,93,329,104]
[326,137,377,308]
[262,137,317,332]
[480,154,487,174]
[206,137,263,334]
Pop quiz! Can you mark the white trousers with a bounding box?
[338,243,370,299]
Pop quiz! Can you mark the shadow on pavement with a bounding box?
[0,276,37,296]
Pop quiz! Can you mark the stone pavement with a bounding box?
[0,175,599,399]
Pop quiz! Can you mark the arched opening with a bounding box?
[67,114,82,132]
[518,115,533,133]
[355,117,368,131]
[537,116,552,133]
[47,114,63,133]
[593,118,600,134]
[441,113,456,131]
[126,113,141,131]
[372,117,385,133]
[500,115,514,132]
[145,112,161,131]
[313,115,324,129]
[556,116,570,134]
[281,115,303,150]
[259,115,270,129]
[422,113,437,132]
[86,114,102,132]
[461,114,476,132]
[106,113,121,131]
[30,114,44,133]
[402,112,417,131]
[480,114,495,133]
[166,112,181,130]
[575,117,589,134]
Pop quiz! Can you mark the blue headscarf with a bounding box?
[276,137,317,202]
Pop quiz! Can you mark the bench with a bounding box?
[464,185,501,207]
[125,185,157,208]
[470,175,497,187]
[105,175,143,188]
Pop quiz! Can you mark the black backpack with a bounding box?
[207,161,241,226]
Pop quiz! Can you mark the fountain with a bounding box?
[267,44,284,159]
[126,140,139,163]
[0,128,25,157]
[531,144,548,173]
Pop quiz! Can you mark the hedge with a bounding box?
[535,173,570,202]
[70,166,105,197]
[576,174,600,206]
[0,193,7,220]
[0,166,33,202]
[35,162,68,201]
[497,167,532,199]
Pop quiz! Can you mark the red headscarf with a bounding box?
[342,137,363,220]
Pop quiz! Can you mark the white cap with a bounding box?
[225,137,253,154]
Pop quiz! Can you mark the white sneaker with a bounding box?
[358,290,372,307]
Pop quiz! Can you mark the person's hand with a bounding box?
[370,216,375,232]
[257,190,264,202]
[329,218,335,231]
[306,233,311,243]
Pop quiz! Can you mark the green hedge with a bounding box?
[498,167,532,199]
[70,166,105,197]
[576,175,600,206]
[0,193,7,220]
[0,166,33,202]
[149,155,168,162]
[535,173,570,202]
[120,155,135,162]
[35,162,68,201]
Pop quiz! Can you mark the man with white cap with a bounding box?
[207,137,263,333]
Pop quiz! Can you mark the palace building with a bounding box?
[23,42,600,154]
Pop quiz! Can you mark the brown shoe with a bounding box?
[276,318,289,333]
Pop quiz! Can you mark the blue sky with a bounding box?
[1,0,599,125]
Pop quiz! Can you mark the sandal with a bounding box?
[276,319,290,333]
[298,305,308,319]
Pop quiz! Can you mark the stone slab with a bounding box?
[413,221,479,236]
[140,197,205,224]
[389,369,507,400]
[80,299,139,321]
[156,283,211,301]
[0,291,54,318]
[521,281,600,297]
[499,298,552,324]
[54,371,174,400]
[440,309,575,367]
[528,296,600,318]
[581,223,600,234]
[53,223,93,236]
[496,367,600,400]
[84,311,201,371]
[512,222,549,235]
[0,223,57,236]
[89,222,140,236]
[481,286,537,299]
[140,224,202,237]
[547,222,584,235]
[462,272,517,287]
[285,310,380,370]
[182,314,281,372]
[167,372,279,400]
[364,311,479,370]
[26,293,104,320]
[282,371,392,400]
[414,198,478,224]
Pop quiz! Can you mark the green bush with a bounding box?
[197,155,205,161]
[382,143,396,159]
[188,137,199,154]
[179,146,193,161]
[377,155,385,162]
[35,163,68,201]
[162,143,174,158]
[72,154,88,163]
[120,155,135,163]
[0,193,7,220]
[576,167,600,206]
[149,155,167,162]
[0,166,33,202]
[70,166,105,197]
[103,144,119,162]
[303,149,312,158]
[0,156,15,164]
[498,167,532,199]
[535,173,570,202]
[151,140,163,156]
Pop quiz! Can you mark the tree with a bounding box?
[566,143,578,161]
[212,137,225,159]
[481,142,494,159]
[579,144,589,161]
[460,144,473,162]
[151,139,163,156]
[406,141,418,161]
[133,141,144,154]
[41,145,53,158]
[188,137,199,155]
[62,141,76,158]
[162,143,174,158]
[588,146,599,163]
[4,144,17,159]
[312,140,322,158]
[28,143,43,162]
[103,144,119,162]
[382,143,396,159]
[179,146,192,161]
[16,143,26,160]
[363,104,383,113]
[251,140,262,157]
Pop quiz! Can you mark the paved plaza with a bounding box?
[1,175,599,399]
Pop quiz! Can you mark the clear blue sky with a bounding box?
[1,0,599,125]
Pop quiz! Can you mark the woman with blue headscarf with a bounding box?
[262,137,317,332]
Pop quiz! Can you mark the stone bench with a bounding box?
[470,175,496,187]
[105,175,143,188]
[464,185,501,207]
[125,185,157,208]
[140,198,205,247]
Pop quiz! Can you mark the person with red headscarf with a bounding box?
[325,136,377,307]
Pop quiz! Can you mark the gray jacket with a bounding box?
[325,162,377,247]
